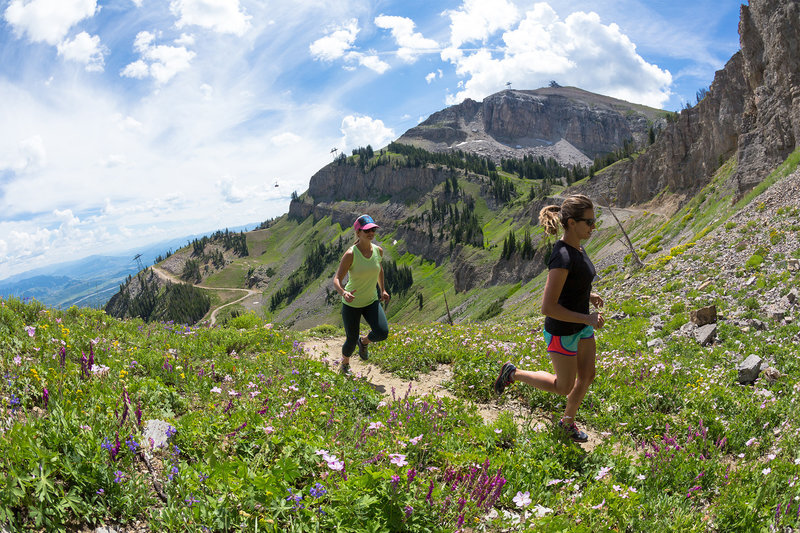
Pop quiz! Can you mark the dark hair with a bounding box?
[538,194,594,235]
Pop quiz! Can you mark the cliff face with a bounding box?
[579,0,800,206]
[398,86,664,167]
[736,0,800,190]
[304,163,450,204]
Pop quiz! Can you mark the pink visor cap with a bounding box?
[354,214,379,231]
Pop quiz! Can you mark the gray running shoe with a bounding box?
[494,362,516,395]
[357,337,369,360]
[339,363,351,375]
[558,419,589,443]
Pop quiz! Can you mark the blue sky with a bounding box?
[0,0,744,280]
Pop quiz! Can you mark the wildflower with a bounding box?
[263,426,274,435]
[12,356,21,366]
[96,489,104,495]
[404,505,414,518]
[389,453,408,467]
[513,491,531,508]
[409,433,423,445]
[745,438,756,447]
[114,470,125,483]
[185,494,200,507]
[636,474,646,481]
[595,466,612,481]
[25,325,36,337]
[368,421,384,431]
[327,458,344,471]
[126,438,139,453]
[42,388,49,408]
[591,499,605,509]
[763,467,772,475]
[165,425,177,439]
[309,483,327,498]
[495,429,502,434]
[390,475,400,491]
[687,486,702,497]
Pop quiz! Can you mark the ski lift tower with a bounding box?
[133,253,145,272]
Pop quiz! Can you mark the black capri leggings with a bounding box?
[341,300,389,357]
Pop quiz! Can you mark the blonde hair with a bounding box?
[538,194,594,235]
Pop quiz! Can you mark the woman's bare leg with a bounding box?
[512,353,576,396]
[563,337,596,421]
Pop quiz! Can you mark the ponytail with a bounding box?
[538,205,562,236]
[538,194,594,235]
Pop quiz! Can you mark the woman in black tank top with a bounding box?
[494,195,605,443]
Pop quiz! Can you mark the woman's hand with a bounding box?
[586,312,605,329]
[590,292,604,309]
[380,290,391,303]
[343,290,356,303]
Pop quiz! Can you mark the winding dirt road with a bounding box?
[150,266,259,326]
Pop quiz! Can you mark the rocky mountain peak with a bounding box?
[397,86,665,168]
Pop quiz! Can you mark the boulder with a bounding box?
[695,324,717,346]
[143,420,174,450]
[737,354,763,384]
[691,305,717,326]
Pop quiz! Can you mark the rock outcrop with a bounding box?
[577,0,800,207]
[398,86,664,167]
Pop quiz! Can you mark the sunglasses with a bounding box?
[574,217,596,226]
[361,228,377,233]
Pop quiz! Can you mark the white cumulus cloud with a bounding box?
[445,0,520,48]
[170,0,251,36]
[344,51,390,74]
[374,15,438,63]
[57,31,105,72]
[444,3,672,108]
[4,0,98,45]
[340,115,395,151]
[120,31,196,84]
[309,19,359,62]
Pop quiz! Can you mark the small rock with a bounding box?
[784,288,799,305]
[95,527,119,533]
[698,280,713,290]
[143,419,174,450]
[647,338,664,348]
[766,307,786,321]
[761,367,781,383]
[788,259,800,271]
[748,318,767,330]
[695,323,717,346]
[737,354,763,384]
[745,276,757,286]
[691,305,717,326]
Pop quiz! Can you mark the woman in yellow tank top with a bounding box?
[332,214,391,374]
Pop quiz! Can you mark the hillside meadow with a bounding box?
[4,154,800,532]
[2,265,799,532]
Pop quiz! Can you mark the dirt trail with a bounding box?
[301,336,603,450]
[151,266,259,326]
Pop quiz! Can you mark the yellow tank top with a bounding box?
[343,243,381,308]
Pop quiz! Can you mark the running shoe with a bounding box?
[357,337,369,360]
[339,363,351,376]
[494,362,516,395]
[558,419,589,443]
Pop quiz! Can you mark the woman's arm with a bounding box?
[333,250,355,303]
[541,268,604,328]
[377,246,390,302]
